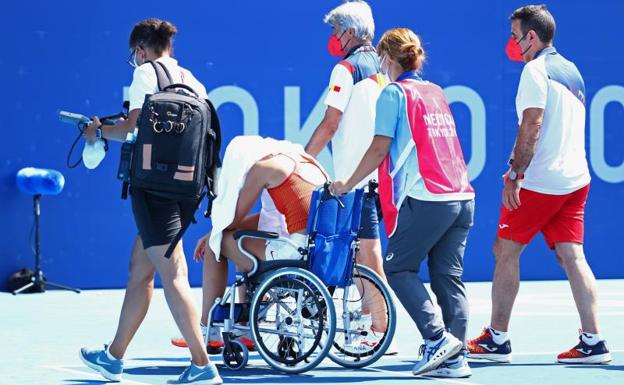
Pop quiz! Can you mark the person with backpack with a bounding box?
[331,28,475,377]
[79,19,222,385]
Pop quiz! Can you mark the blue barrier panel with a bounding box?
[1,0,623,290]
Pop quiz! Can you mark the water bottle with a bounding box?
[82,139,106,169]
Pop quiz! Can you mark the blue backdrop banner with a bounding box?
[1,0,623,290]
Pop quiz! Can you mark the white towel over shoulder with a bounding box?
[208,136,304,261]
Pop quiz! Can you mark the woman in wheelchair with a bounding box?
[172,137,397,373]
[172,147,328,351]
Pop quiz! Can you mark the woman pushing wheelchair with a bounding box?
[331,28,476,378]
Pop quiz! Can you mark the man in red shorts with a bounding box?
[467,4,611,365]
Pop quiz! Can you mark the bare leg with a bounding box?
[356,238,388,331]
[201,215,261,323]
[220,230,266,273]
[490,237,526,331]
[357,239,387,280]
[108,236,155,359]
[145,241,209,366]
[201,242,228,326]
[555,242,599,334]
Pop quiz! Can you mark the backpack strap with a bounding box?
[148,61,173,91]
[203,99,222,218]
[206,99,222,168]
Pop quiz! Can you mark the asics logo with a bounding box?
[478,343,498,352]
[576,348,592,355]
[498,224,509,229]
[385,253,394,261]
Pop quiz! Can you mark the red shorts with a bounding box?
[497,184,589,249]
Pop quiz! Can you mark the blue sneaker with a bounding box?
[79,345,123,381]
[424,352,472,378]
[167,362,223,385]
[412,332,463,375]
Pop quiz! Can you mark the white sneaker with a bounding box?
[345,314,398,355]
[412,332,463,376]
[343,314,378,354]
[424,353,472,378]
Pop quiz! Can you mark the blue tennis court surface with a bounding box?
[2,279,622,385]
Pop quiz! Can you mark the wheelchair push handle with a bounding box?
[323,182,345,208]
[367,179,379,196]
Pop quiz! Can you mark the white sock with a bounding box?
[581,331,602,346]
[105,346,119,361]
[489,327,509,345]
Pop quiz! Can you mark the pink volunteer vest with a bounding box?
[378,79,474,237]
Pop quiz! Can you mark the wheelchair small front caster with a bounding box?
[223,339,249,370]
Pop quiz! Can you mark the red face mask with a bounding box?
[328,31,348,57]
[505,33,530,62]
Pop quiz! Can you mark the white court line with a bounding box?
[45,365,153,385]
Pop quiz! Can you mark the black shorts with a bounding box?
[358,193,380,240]
[131,188,198,249]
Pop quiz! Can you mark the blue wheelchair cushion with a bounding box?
[16,167,65,196]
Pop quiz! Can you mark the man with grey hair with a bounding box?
[305,0,397,354]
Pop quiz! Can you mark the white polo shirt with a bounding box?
[324,49,383,187]
[515,47,590,195]
[128,56,208,112]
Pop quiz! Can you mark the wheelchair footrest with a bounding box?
[211,303,250,323]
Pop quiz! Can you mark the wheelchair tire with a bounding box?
[249,267,336,374]
[222,339,249,371]
[328,264,397,368]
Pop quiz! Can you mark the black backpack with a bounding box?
[129,61,220,204]
[120,61,221,258]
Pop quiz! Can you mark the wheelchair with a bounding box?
[206,182,396,373]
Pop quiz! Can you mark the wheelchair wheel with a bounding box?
[328,264,396,368]
[250,268,336,374]
[222,339,249,371]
